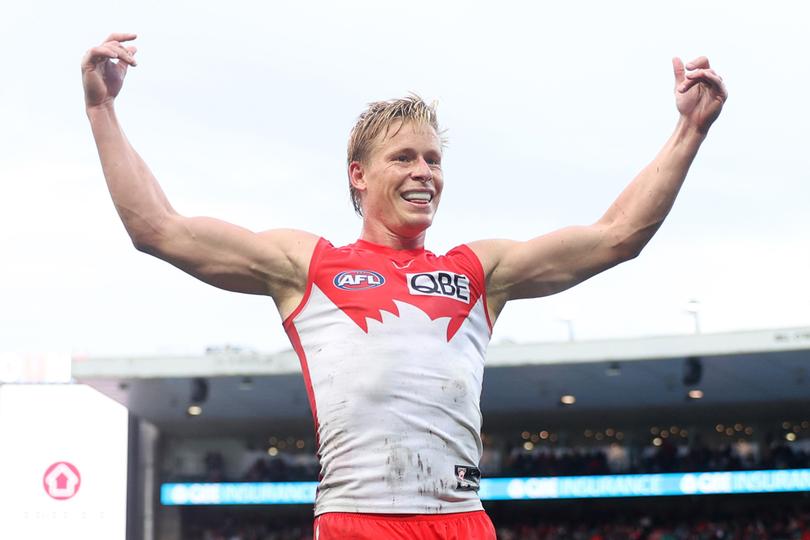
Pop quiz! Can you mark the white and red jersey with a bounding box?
[284,238,493,515]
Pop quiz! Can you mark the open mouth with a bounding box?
[401,191,433,205]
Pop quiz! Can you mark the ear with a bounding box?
[349,161,367,192]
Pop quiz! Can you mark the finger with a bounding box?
[125,46,139,64]
[699,71,728,99]
[81,45,119,68]
[679,70,728,99]
[686,68,722,82]
[685,69,725,88]
[106,41,138,66]
[672,57,686,87]
[686,56,710,70]
[104,32,137,44]
[679,78,698,93]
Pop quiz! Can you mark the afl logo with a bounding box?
[334,270,385,290]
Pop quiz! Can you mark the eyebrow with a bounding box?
[386,145,441,157]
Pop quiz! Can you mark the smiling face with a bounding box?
[350,120,444,247]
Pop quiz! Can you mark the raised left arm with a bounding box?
[470,56,728,322]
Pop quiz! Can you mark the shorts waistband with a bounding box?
[316,510,487,523]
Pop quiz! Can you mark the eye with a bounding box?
[396,155,410,162]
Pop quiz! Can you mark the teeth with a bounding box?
[402,192,432,202]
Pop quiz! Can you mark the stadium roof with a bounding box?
[73,326,810,434]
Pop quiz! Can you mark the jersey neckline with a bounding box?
[352,238,428,257]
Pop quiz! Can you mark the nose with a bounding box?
[411,156,432,182]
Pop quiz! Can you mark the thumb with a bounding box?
[672,57,685,89]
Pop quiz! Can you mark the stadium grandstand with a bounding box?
[71,326,810,539]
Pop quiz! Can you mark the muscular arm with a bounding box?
[471,57,728,322]
[83,34,317,316]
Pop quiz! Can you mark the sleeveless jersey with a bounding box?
[283,238,493,515]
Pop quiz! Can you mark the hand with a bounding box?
[673,56,728,134]
[81,33,138,109]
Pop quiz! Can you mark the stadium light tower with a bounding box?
[685,299,701,334]
[556,303,579,342]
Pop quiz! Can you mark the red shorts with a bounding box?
[313,510,496,540]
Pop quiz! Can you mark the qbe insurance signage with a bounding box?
[0,384,128,540]
[162,470,810,506]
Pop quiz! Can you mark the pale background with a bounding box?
[1,0,808,356]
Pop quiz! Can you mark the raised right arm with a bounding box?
[82,34,318,317]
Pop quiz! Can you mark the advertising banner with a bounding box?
[0,384,128,539]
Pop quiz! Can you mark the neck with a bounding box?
[359,221,427,251]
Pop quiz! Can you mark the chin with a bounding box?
[399,216,434,237]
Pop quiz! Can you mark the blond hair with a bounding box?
[347,95,445,216]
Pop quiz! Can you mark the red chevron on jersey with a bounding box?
[311,239,488,341]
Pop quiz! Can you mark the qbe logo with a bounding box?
[43,461,82,500]
[333,270,385,290]
[679,472,732,495]
[407,271,470,303]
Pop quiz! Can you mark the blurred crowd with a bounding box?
[497,439,809,478]
[178,438,809,484]
[194,522,311,540]
[190,509,810,540]
[495,511,810,540]
[176,449,320,483]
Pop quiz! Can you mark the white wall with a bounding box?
[0,384,128,539]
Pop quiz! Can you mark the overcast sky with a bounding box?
[1,1,808,357]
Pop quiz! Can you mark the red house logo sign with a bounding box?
[43,462,81,500]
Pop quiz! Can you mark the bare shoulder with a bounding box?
[254,228,321,291]
[464,239,518,323]
[255,228,321,320]
[465,238,518,279]
[257,228,321,269]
